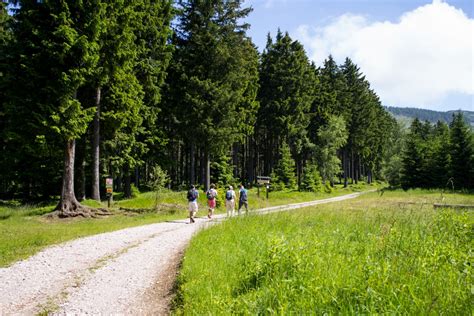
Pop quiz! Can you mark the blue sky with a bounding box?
[243,0,473,112]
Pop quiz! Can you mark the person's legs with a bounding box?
[189,202,197,223]
[226,200,231,217]
[208,199,215,219]
[238,200,243,215]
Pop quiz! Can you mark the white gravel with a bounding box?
[0,191,369,315]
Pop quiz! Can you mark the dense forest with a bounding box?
[387,106,474,126]
[1,0,473,216]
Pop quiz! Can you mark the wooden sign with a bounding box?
[257,176,271,184]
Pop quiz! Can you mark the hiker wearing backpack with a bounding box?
[187,185,199,223]
[225,185,236,217]
[238,184,248,215]
[206,183,218,219]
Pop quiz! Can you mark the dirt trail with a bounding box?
[0,191,371,315]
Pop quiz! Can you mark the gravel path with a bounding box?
[0,191,370,315]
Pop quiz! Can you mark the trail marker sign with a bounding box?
[257,176,271,199]
[106,177,113,194]
[257,176,271,184]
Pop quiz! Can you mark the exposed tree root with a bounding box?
[46,200,112,219]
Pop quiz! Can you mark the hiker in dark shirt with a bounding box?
[238,184,248,215]
[187,185,199,223]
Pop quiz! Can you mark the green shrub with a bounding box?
[301,163,322,192]
[130,184,140,198]
[323,182,333,193]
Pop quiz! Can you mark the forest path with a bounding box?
[0,190,371,315]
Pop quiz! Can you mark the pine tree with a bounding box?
[6,1,103,214]
[449,113,473,189]
[272,142,297,190]
[167,0,259,189]
[0,0,11,196]
[430,121,450,188]
[401,118,426,189]
[301,161,322,192]
[317,115,348,185]
[257,30,316,177]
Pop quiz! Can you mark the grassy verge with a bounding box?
[174,189,474,314]
[0,184,376,267]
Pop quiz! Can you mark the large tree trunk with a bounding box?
[190,142,195,185]
[75,136,86,201]
[135,166,139,189]
[247,136,255,184]
[54,140,87,216]
[124,164,131,198]
[232,143,239,178]
[91,86,101,201]
[343,148,348,188]
[203,149,210,191]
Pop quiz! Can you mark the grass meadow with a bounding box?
[174,190,473,314]
[0,183,375,267]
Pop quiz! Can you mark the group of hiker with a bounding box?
[186,184,248,223]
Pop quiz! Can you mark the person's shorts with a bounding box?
[188,201,198,212]
[207,199,216,208]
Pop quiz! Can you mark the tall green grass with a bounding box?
[174,190,473,314]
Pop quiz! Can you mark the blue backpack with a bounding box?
[240,189,248,201]
[225,190,233,200]
[187,189,198,201]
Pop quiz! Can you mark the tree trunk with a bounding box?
[296,157,302,190]
[247,136,255,184]
[124,164,131,198]
[75,136,86,201]
[232,143,239,178]
[351,150,355,184]
[55,140,86,216]
[116,175,122,192]
[91,86,101,201]
[190,142,195,185]
[354,154,359,184]
[135,166,139,189]
[343,149,348,188]
[203,149,210,191]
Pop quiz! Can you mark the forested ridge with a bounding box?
[1,1,473,216]
[387,106,474,126]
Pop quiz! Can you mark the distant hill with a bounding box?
[386,106,474,127]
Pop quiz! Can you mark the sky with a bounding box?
[243,0,474,112]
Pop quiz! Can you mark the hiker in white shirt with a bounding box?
[224,185,236,217]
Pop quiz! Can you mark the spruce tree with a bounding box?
[0,0,11,195]
[430,121,450,188]
[401,118,425,189]
[316,115,348,185]
[449,113,473,189]
[257,30,316,176]
[301,161,322,192]
[6,1,102,214]
[272,142,297,190]
[167,0,259,189]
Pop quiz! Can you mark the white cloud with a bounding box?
[245,0,288,9]
[264,0,288,9]
[295,0,474,109]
